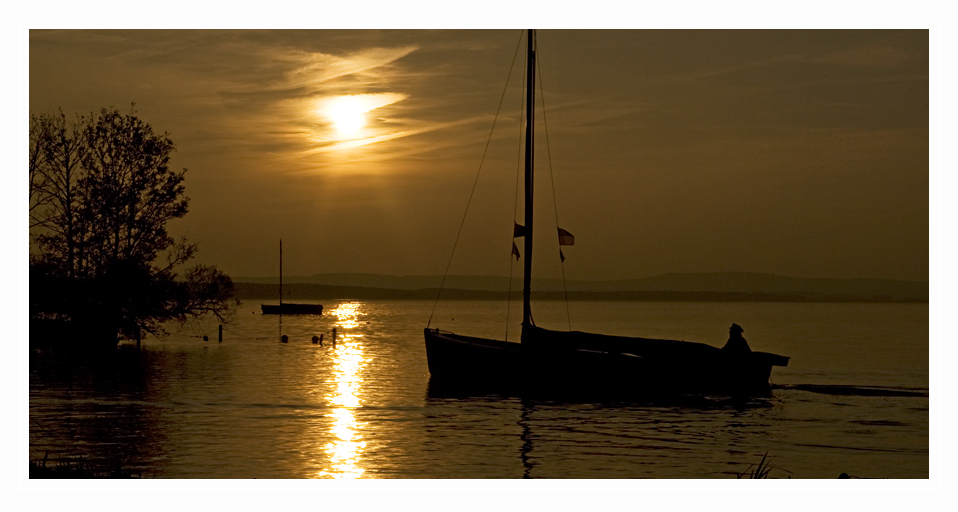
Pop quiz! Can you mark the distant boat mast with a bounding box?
[279,238,283,307]
[261,238,322,315]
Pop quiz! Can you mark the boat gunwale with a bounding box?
[425,328,523,352]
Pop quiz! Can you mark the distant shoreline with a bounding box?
[234,282,927,303]
[233,271,928,303]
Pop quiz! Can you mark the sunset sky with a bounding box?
[26,26,931,282]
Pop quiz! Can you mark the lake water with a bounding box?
[28,300,929,479]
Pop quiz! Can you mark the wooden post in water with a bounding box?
[218,324,223,343]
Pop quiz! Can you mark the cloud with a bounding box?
[295,115,488,158]
[273,45,420,92]
[313,92,410,120]
[228,42,499,168]
[35,32,492,171]
[166,39,449,168]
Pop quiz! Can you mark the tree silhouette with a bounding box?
[30,106,237,347]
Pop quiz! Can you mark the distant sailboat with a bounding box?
[261,239,322,315]
[424,30,788,396]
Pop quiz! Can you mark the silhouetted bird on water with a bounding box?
[722,323,751,354]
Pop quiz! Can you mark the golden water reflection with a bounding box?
[318,302,367,479]
[331,302,363,330]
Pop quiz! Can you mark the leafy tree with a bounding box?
[30,106,238,347]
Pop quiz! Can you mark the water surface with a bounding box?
[29,300,928,478]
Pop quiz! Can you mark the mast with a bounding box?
[279,238,283,307]
[522,29,536,327]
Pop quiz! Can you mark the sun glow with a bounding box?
[326,96,367,137]
[315,93,409,141]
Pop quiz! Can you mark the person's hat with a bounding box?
[730,323,744,333]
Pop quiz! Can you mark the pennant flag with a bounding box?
[513,223,526,238]
[511,242,521,261]
[560,250,566,262]
[558,227,575,246]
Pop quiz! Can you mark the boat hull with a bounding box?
[423,326,788,397]
[261,304,323,315]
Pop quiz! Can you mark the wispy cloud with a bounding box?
[150,36,500,172]
[295,115,489,158]
[275,46,420,92]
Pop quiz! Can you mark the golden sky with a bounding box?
[28,28,930,281]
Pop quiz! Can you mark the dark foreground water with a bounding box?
[29,300,928,478]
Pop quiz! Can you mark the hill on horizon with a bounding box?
[233,271,927,302]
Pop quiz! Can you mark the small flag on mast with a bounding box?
[560,250,566,262]
[513,223,526,238]
[511,242,520,261]
[558,227,575,246]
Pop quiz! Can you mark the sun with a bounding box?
[314,93,409,144]
[325,96,368,137]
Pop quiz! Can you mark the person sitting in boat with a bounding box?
[722,323,751,354]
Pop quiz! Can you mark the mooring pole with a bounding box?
[218,324,223,343]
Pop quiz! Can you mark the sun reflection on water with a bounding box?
[331,302,363,330]
[318,302,367,479]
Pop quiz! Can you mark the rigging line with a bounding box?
[427,30,526,328]
[536,50,572,331]
[506,49,528,342]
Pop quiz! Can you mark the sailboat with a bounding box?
[423,30,788,396]
[261,239,323,315]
